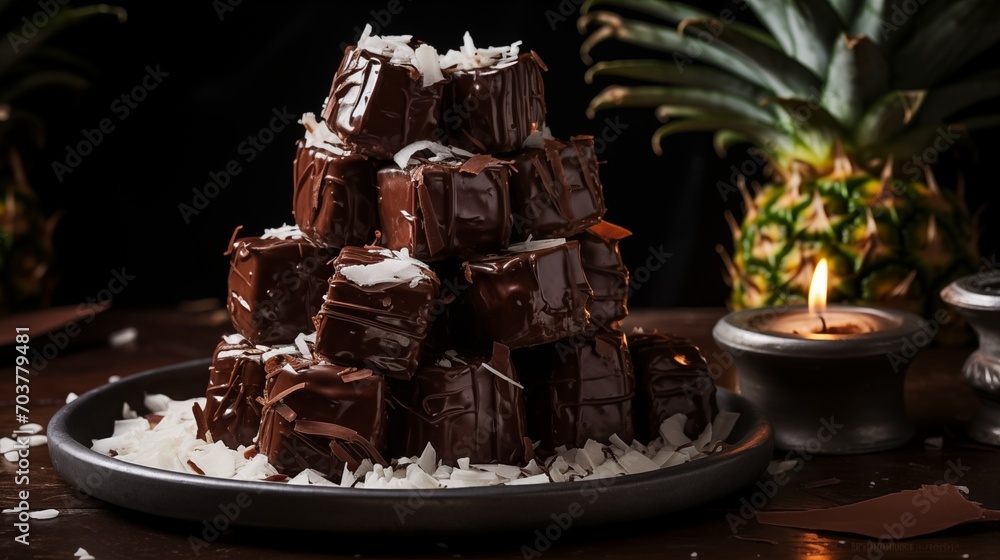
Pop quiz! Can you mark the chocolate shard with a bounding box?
[628,331,718,441]
[573,221,632,327]
[507,136,606,240]
[519,328,636,450]
[202,337,267,449]
[323,46,444,159]
[226,226,336,345]
[377,157,513,260]
[390,342,528,465]
[460,239,593,349]
[313,246,441,379]
[292,138,378,248]
[757,484,1000,538]
[442,52,546,153]
[257,354,387,478]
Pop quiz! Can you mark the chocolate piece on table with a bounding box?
[508,136,606,240]
[628,331,718,441]
[257,354,387,478]
[292,115,378,248]
[377,154,513,260]
[313,246,441,379]
[522,329,636,450]
[226,225,336,345]
[390,342,528,465]
[323,45,444,160]
[201,336,267,449]
[573,221,631,327]
[442,51,547,153]
[461,239,593,349]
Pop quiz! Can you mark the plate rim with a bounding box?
[48,357,774,531]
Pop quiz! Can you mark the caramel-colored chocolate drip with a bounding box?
[574,222,632,327]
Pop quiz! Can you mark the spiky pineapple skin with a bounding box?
[0,180,53,313]
[730,172,979,320]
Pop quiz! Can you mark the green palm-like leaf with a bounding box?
[0,5,126,74]
[849,0,889,43]
[891,0,1000,88]
[585,59,768,100]
[746,0,844,77]
[0,71,88,102]
[678,18,820,98]
[914,70,1000,127]
[651,117,795,161]
[854,90,926,149]
[828,0,862,24]
[821,34,889,129]
[587,85,777,124]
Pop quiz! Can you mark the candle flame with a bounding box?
[809,258,828,315]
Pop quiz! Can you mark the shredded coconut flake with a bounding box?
[339,248,432,288]
[74,547,96,560]
[299,112,347,152]
[260,224,304,241]
[482,362,524,389]
[439,32,522,71]
[507,238,567,253]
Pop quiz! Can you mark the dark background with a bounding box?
[23,0,1000,310]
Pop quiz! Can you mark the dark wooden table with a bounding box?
[1,307,997,559]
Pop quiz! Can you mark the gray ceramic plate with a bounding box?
[49,359,773,533]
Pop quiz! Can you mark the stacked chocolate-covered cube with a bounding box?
[201,27,717,480]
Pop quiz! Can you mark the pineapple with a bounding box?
[0,3,125,313]
[578,0,998,323]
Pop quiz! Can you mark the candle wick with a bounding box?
[819,314,827,334]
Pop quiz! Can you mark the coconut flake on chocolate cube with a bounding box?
[257,354,387,478]
[573,221,631,327]
[378,146,513,260]
[292,113,378,248]
[508,136,606,240]
[226,225,336,345]
[322,26,445,159]
[390,342,528,465]
[200,336,267,449]
[628,331,718,441]
[520,328,635,450]
[439,33,547,153]
[460,239,593,349]
[313,246,440,379]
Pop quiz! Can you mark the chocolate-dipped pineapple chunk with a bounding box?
[573,221,631,327]
[201,336,267,449]
[391,343,528,465]
[226,225,336,345]
[508,136,606,240]
[523,329,636,450]
[292,113,377,248]
[439,38,547,153]
[628,331,718,440]
[257,354,387,478]
[322,35,445,159]
[461,239,593,349]
[377,154,513,260]
[313,246,440,379]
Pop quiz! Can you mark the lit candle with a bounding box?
[713,258,927,454]
[755,258,891,339]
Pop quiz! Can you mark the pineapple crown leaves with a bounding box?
[578,0,1000,178]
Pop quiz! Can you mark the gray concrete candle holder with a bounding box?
[941,272,1000,446]
[713,305,925,454]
